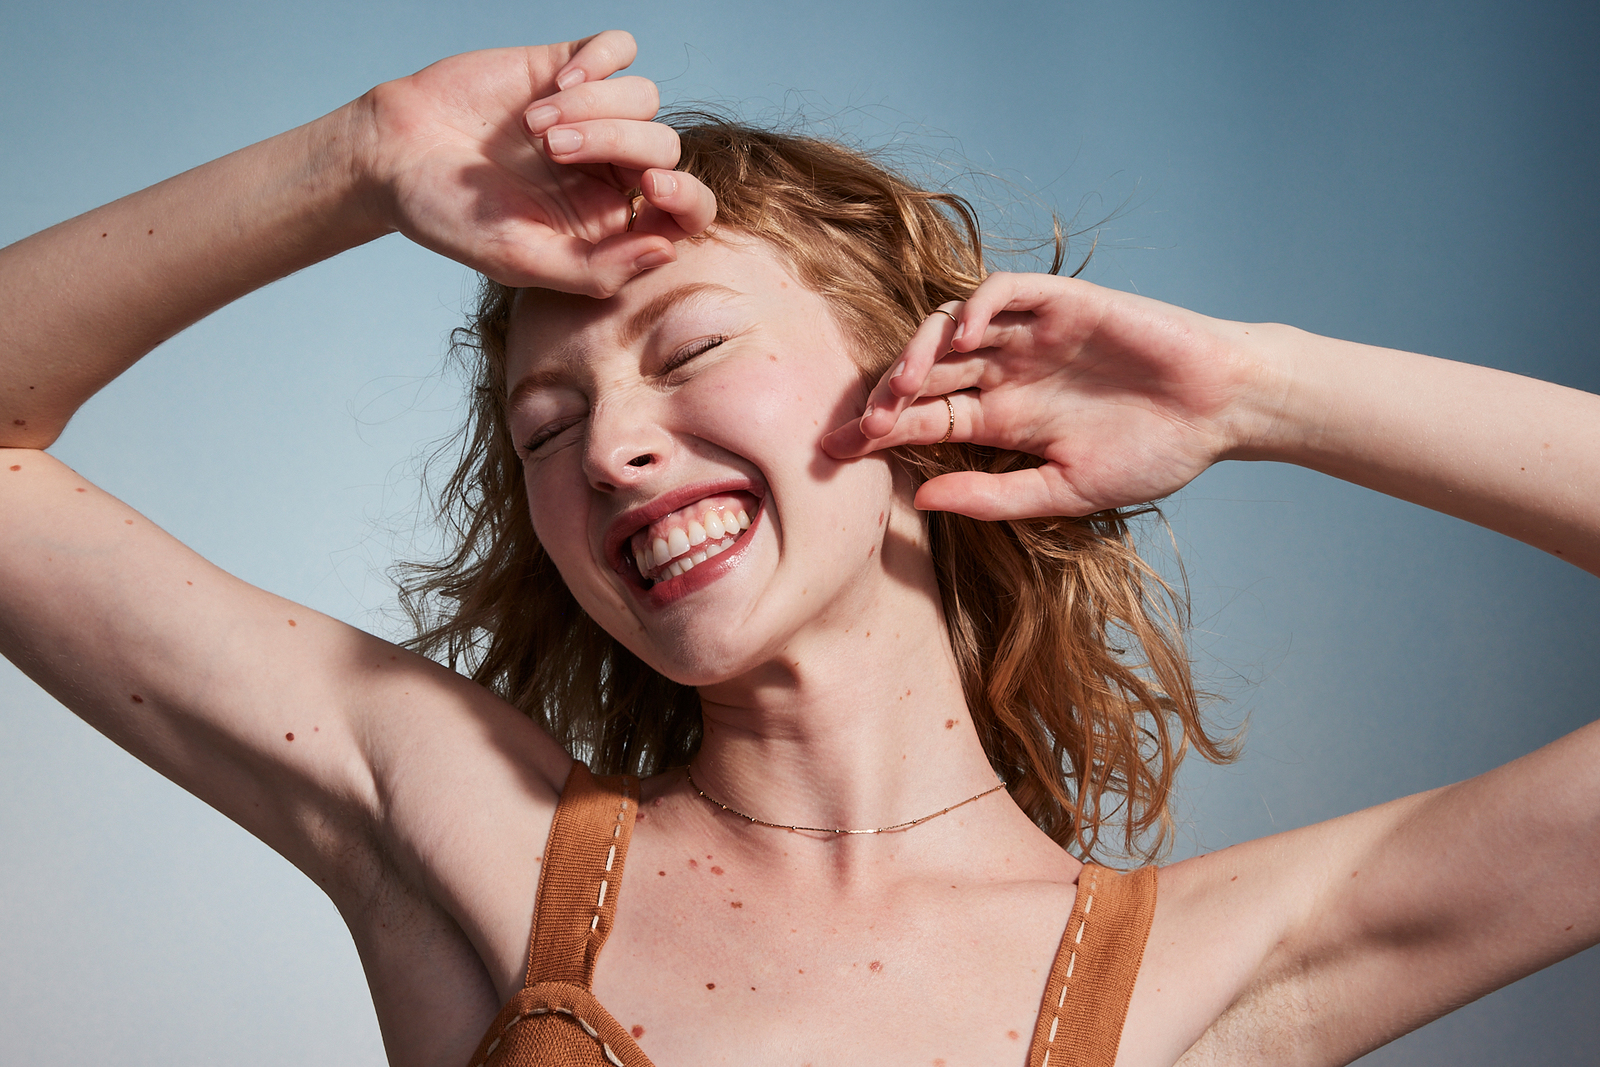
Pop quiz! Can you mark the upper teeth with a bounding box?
[635,506,752,581]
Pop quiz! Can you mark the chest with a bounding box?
[589,832,1079,1067]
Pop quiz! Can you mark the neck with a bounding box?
[688,559,1002,838]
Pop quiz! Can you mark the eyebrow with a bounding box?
[507,282,742,411]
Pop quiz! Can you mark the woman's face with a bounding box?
[503,237,921,686]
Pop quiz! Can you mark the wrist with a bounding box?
[1213,320,1320,464]
[302,95,395,246]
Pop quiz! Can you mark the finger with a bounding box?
[525,76,660,135]
[631,168,717,238]
[823,393,968,458]
[854,303,965,441]
[552,29,638,91]
[542,117,683,173]
[914,467,1099,520]
[480,228,677,297]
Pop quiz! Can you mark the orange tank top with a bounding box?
[466,763,1156,1067]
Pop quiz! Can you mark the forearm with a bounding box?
[1228,323,1600,576]
[0,98,385,448]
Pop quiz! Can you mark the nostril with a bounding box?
[627,454,653,468]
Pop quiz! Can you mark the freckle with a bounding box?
[869,960,882,972]
[287,619,297,626]
[750,986,756,991]
[945,719,955,729]
[124,519,133,525]
[711,866,724,875]
[935,1060,946,1066]
[731,900,743,908]
[130,694,144,704]
[658,870,666,876]
[389,654,397,661]
[147,229,153,235]
[1007,1030,1019,1040]
[1230,875,1237,881]
[631,1024,644,1038]
[101,232,107,238]
[285,732,295,741]
[8,464,20,471]
[865,631,870,637]
[313,726,319,732]
[797,968,804,974]
[768,353,778,361]
[705,982,715,990]
[12,419,25,426]
[689,859,698,869]
[706,854,713,860]
[1351,870,1359,878]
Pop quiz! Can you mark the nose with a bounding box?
[582,393,673,492]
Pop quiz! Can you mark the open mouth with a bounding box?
[622,489,762,589]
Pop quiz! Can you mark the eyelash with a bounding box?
[521,336,728,455]
[663,335,726,375]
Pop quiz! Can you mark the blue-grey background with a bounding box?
[2,1,1596,1063]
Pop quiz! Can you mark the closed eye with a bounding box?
[522,418,579,456]
[662,335,726,377]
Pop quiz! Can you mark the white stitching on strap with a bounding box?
[476,1002,632,1067]
[591,782,632,936]
[1038,871,1098,1061]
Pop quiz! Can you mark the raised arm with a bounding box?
[1,32,714,450]
[824,273,1600,1064]
[0,35,714,1062]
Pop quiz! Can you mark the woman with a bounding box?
[1,30,1596,1067]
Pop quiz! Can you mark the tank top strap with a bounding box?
[1027,863,1158,1067]
[523,761,640,989]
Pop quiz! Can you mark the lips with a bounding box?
[605,480,765,591]
[630,493,755,582]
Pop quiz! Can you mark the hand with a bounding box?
[821,273,1274,520]
[359,31,716,296]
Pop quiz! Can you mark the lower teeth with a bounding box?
[649,536,737,585]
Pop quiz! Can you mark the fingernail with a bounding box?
[634,249,673,270]
[557,68,586,90]
[545,128,582,155]
[862,403,875,420]
[525,105,559,133]
[650,170,677,197]
[953,322,965,340]
[890,361,906,379]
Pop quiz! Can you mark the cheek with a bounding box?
[524,464,600,592]
[687,352,869,453]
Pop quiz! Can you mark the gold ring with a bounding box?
[930,307,959,325]
[937,394,955,445]
[625,190,643,232]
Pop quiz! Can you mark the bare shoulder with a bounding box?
[1115,798,1426,1066]
[1118,718,1600,1066]
[0,451,573,1054]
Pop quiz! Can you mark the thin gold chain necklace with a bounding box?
[684,764,1007,835]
